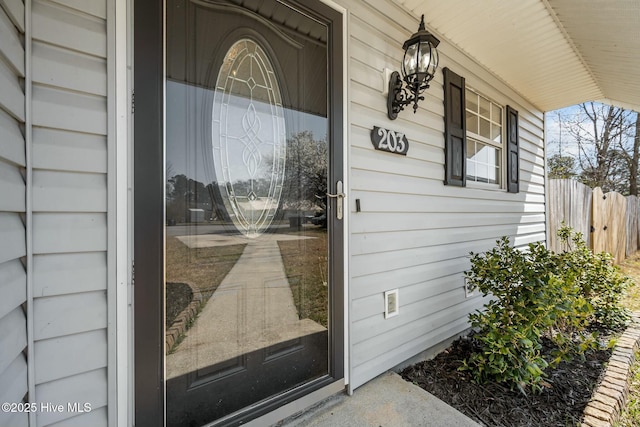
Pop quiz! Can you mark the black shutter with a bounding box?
[505,105,520,193]
[443,67,466,186]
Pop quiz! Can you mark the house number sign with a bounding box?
[370,126,409,155]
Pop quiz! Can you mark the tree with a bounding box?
[571,103,634,191]
[166,174,214,223]
[579,149,629,194]
[547,154,576,179]
[621,112,640,195]
[279,131,328,211]
[550,102,637,194]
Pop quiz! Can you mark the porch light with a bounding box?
[387,15,440,120]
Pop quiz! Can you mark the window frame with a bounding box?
[464,87,505,189]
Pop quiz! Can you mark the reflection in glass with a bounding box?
[492,104,502,124]
[466,89,478,113]
[466,111,478,134]
[465,89,503,186]
[164,3,331,424]
[479,117,490,139]
[466,138,501,184]
[479,96,490,118]
[491,124,502,143]
[165,85,330,426]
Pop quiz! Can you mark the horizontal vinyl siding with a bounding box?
[0,355,28,427]
[34,368,108,427]
[30,1,108,426]
[343,0,546,389]
[32,252,107,297]
[34,329,107,384]
[0,2,27,427]
[32,128,107,174]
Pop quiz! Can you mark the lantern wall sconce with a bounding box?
[387,15,440,120]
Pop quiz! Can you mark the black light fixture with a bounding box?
[387,15,440,120]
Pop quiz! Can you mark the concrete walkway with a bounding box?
[167,232,325,379]
[280,371,482,427]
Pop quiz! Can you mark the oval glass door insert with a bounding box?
[212,38,286,237]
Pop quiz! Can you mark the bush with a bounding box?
[557,226,631,330]
[462,227,630,393]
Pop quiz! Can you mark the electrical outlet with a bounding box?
[384,289,399,318]
[464,277,475,298]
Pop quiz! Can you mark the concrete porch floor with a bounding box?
[278,371,482,427]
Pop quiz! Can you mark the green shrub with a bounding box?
[556,226,631,330]
[462,237,592,393]
[462,227,630,393]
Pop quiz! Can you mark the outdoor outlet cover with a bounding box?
[464,277,474,298]
[384,289,399,319]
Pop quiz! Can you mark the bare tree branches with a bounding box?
[550,102,638,195]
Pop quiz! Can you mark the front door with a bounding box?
[134,1,344,426]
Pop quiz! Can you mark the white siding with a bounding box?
[0,2,27,427]
[0,1,110,424]
[340,0,547,389]
[34,368,108,427]
[30,0,108,425]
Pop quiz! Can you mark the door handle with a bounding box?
[326,180,346,220]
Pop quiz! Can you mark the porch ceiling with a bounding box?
[395,0,640,112]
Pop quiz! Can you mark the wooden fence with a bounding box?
[547,179,640,263]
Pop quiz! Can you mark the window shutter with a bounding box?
[506,105,520,193]
[443,67,466,186]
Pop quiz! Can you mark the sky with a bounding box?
[544,103,639,177]
[544,105,582,158]
[166,80,328,185]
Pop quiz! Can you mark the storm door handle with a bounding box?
[326,180,346,220]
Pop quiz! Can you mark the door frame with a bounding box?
[133,1,347,425]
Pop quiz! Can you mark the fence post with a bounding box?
[605,192,626,263]
[591,187,606,254]
[627,196,638,257]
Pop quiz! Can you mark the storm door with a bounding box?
[143,0,346,426]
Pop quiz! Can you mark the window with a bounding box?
[465,89,502,185]
[443,67,519,192]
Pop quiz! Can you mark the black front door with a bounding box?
[134,1,344,426]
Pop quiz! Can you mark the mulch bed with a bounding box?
[401,334,611,427]
[166,282,193,328]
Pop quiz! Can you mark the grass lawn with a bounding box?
[620,253,640,311]
[277,227,328,327]
[615,252,640,427]
[166,235,246,297]
[616,349,640,427]
[165,235,246,331]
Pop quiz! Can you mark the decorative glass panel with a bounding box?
[212,39,286,237]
